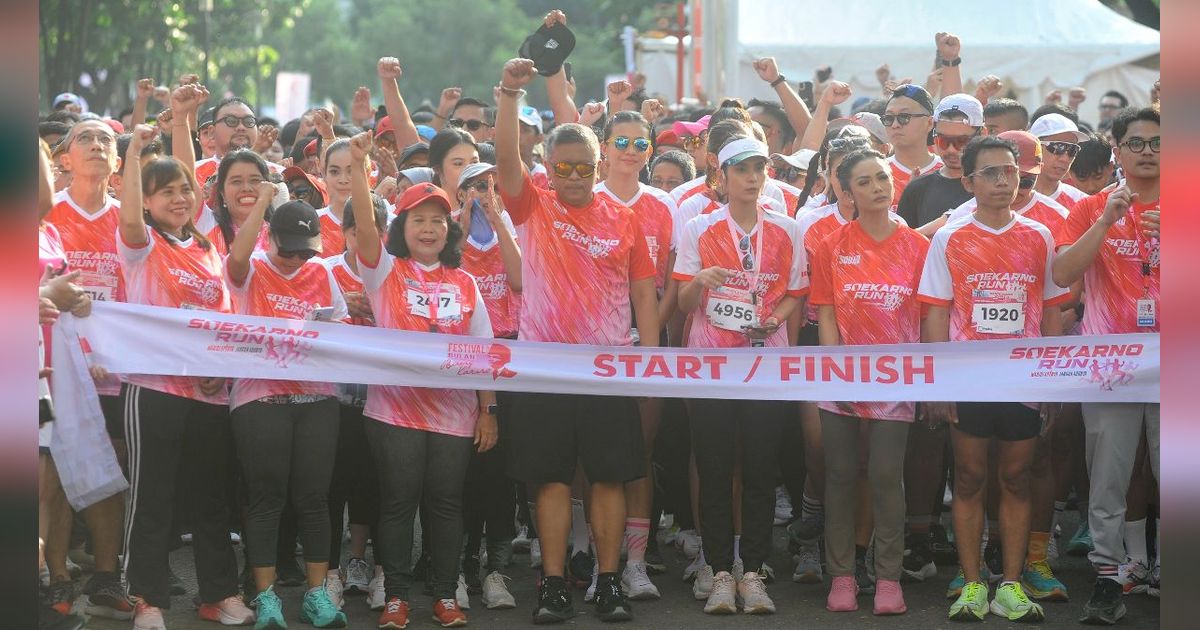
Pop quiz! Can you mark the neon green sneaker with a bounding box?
[991,581,1045,622]
[1021,560,1068,602]
[949,580,988,621]
[947,568,967,600]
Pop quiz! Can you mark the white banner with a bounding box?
[73,302,1159,403]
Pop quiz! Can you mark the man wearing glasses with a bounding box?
[1097,90,1129,124]
[449,97,495,143]
[1053,107,1161,625]
[194,96,280,184]
[897,94,982,237]
[883,84,942,205]
[1029,113,1090,209]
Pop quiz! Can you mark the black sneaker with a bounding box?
[854,550,875,595]
[984,543,1003,583]
[902,533,937,582]
[463,554,483,594]
[1080,578,1126,625]
[275,557,305,587]
[568,550,594,588]
[533,575,575,624]
[593,573,633,622]
[82,571,134,619]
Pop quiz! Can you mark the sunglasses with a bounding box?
[277,248,317,260]
[288,186,313,199]
[220,115,258,129]
[738,234,754,271]
[968,164,1019,184]
[1041,141,1080,157]
[829,137,870,153]
[1120,136,1160,154]
[880,113,931,127]
[681,135,705,150]
[465,180,491,193]
[449,118,493,132]
[609,136,650,153]
[552,161,597,179]
[934,132,977,151]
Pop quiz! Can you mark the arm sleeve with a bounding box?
[468,280,494,338]
[497,169,539,226]
[917,228,954,305]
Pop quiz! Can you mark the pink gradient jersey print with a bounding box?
[594,181,677,291]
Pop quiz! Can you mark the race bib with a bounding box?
[79,271,115,301]
[707,288,758,332]
[407,289,462,320]
[1136,298,1156,328]
[972,302,1025,334]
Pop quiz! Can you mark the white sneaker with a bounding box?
[198,595,256,625]
[133,602,167,630]
[682,552,706,582]
[658,524,681,547]
[677,529,702,559]
[344,557,370,593]
[792,542,823,583]
[512,525,531,553]
[703,571,736,614]
[732,558,744,583]
[324,571,345,610]
[481,571,516,609]
[737,571,776,614]
[529,538,542,568]
[774,486,794,525]
[456,574,471,609]
[621,561,661,600]
[367,569,386,611]
[1119,559,1152,595]
[229,531,242,545]
[692,564,715,600]
[760,561,776,583]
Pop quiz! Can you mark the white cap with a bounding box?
[1029,113,1089,142]
[934,93,984,127]
[457,162,497,190]
[773,148,818,170]
[518,106,543,133]
[849,112,889,144]
[718,138,769,168]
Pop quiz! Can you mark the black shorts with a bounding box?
[101,389,125,441]
[796,320,820,347]
[504,392,645,484]
[953,402,1042,441]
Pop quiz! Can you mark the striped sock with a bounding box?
[801,494,824,522]
[1097,564,1119,581]
[624,518,650,565]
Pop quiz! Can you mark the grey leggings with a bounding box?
[820,409,910,581]
[233,398,340,568]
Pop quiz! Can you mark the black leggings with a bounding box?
[462,391,516,571]
[232,398,340,568]
[329,404,380,564]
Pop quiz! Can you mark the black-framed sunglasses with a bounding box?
[449,118,493,132]
[277,248,318,260]
[465,180,491,193]
[1120,136,1160,154]
[738,234,754,271]
[220,115,258,129]
[1041,141,1080,157]
[880,113,930,127]
[610,136,650,153]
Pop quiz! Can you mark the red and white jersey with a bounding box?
[499,170,655,346]
[194,156,282,187]
[119,226,231,404]
[947,191,1070,233]
[530,162,550,190]
[888,154,944,205]
[1056,189,1160,334]
[671,175,788,210]
[315,206,346,256]
[460,212,522,338]
[321,253,376,327]
[797,203,909,321]
[359,254,492,437]
[775,179,802,217]
[1048,181,1088,210]
[673,205,808,348]
[594,181,677,291]
[673,191,788,250]
[225,251,348,409]
[918,213,1070,341]
[809,220,929,421]
[47,190,125,304]
[196,203,270,255]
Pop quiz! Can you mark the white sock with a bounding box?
[698,547,706,566]
[1124,518,1148,566]
[733,535,741,562]
[570,499,589,554]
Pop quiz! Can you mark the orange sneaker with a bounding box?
[432,598,468,627]
[378,597,410,629]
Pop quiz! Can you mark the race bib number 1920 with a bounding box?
[972,302,1024,334]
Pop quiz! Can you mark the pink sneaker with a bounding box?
[826,575,859,612]
[873,579,907,615]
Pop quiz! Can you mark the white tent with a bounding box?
[641,0,1159,127]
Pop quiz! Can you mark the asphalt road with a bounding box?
[81,509,1159,629]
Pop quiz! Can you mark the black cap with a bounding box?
[198,107,216,130]
[399,142,429,166]
[269,200,322,253]
[519,22,576,77]
[888,84,936,114]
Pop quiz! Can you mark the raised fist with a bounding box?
[753,57,780,84]
[377,57,403,80]
[501,58,538,90]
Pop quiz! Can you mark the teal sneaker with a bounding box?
[949,580,989,621]
[946,565,991,600]
[300,581,348,628]
[253,585,288,630]
[1022,560,1069,601]
[991,581,1045,622]
[1067,521,1094,555]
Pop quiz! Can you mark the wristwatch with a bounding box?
[769,75,787,88]
[939,57,962,67]
[486,403,498,415]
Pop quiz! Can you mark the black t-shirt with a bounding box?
[896,168,972,230]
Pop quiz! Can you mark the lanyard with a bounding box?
[725,204,765,307]
[412,260,445,332]
[1129,204,1158,297]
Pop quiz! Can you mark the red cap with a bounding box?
[303,139,318,158]
[655,130,680,147]
[375,115,395,139]
[998,130,1043,175]
[104,119,125,134]
[282,166,328,207]
[396,182,453,214]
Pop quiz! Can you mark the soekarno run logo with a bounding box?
[189,318,316,368]
[1009,342,1142,389]
[442,342,518,379]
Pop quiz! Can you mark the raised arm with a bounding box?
[540,10,579,125]
[1053,187,1132,288]
[225,181,276,286]
[430,87,462,132]
[935,32,963,97]
[376,57,421,149]
[798,81,851,151]
[131,78,154,130]
[482,176,523,291]
[118,125,158,247]
[348,131,382,266]
[169,83,209,214]
[753,57,813,149]
[495,58,538,198]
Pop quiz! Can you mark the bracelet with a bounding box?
[939,57,962,67]
[497,84,526,98]
[769,75,787,88]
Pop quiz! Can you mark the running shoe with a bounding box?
[1080,578,1125,625]
[826,575,858,612]
[344,558,370,594]
[990,581,1045,622]
[45,580,73,616]
[621,561,660,600]
[82,571,134,619]
[786,515,823,545]
[855,550,876,595]
[702,571,736,614]
[568,550,593,588]
[874,579,906,615]
[324,570,344,610]
[133,600,166,630]
[1119,559,1152,595]
[594,573,634,622]
[367,570,386,611]
[532,576,575,624]
[529,538,542,568]
[1067,520,1094,556]
[300,582,348,628]
[682,552,706,582]
[455,574,470,609]
[251,586,287,630]
[38,605,87,630]
[463,554,482,594]
[1022,559,1069,601]
[736,571,775,614]
[677,529,702,559]
[792,542,823,584]
[512,525,531,553]
[947,565,993,599]
[948,580,989,621]
[197,595,256,625]
[692,564,714,600]
[432,599,467,627]
[1047,533,1060,562]
[902,533,938,582]
[377,597,409,629]
[482,571,516,609]
[774,486,794,525]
